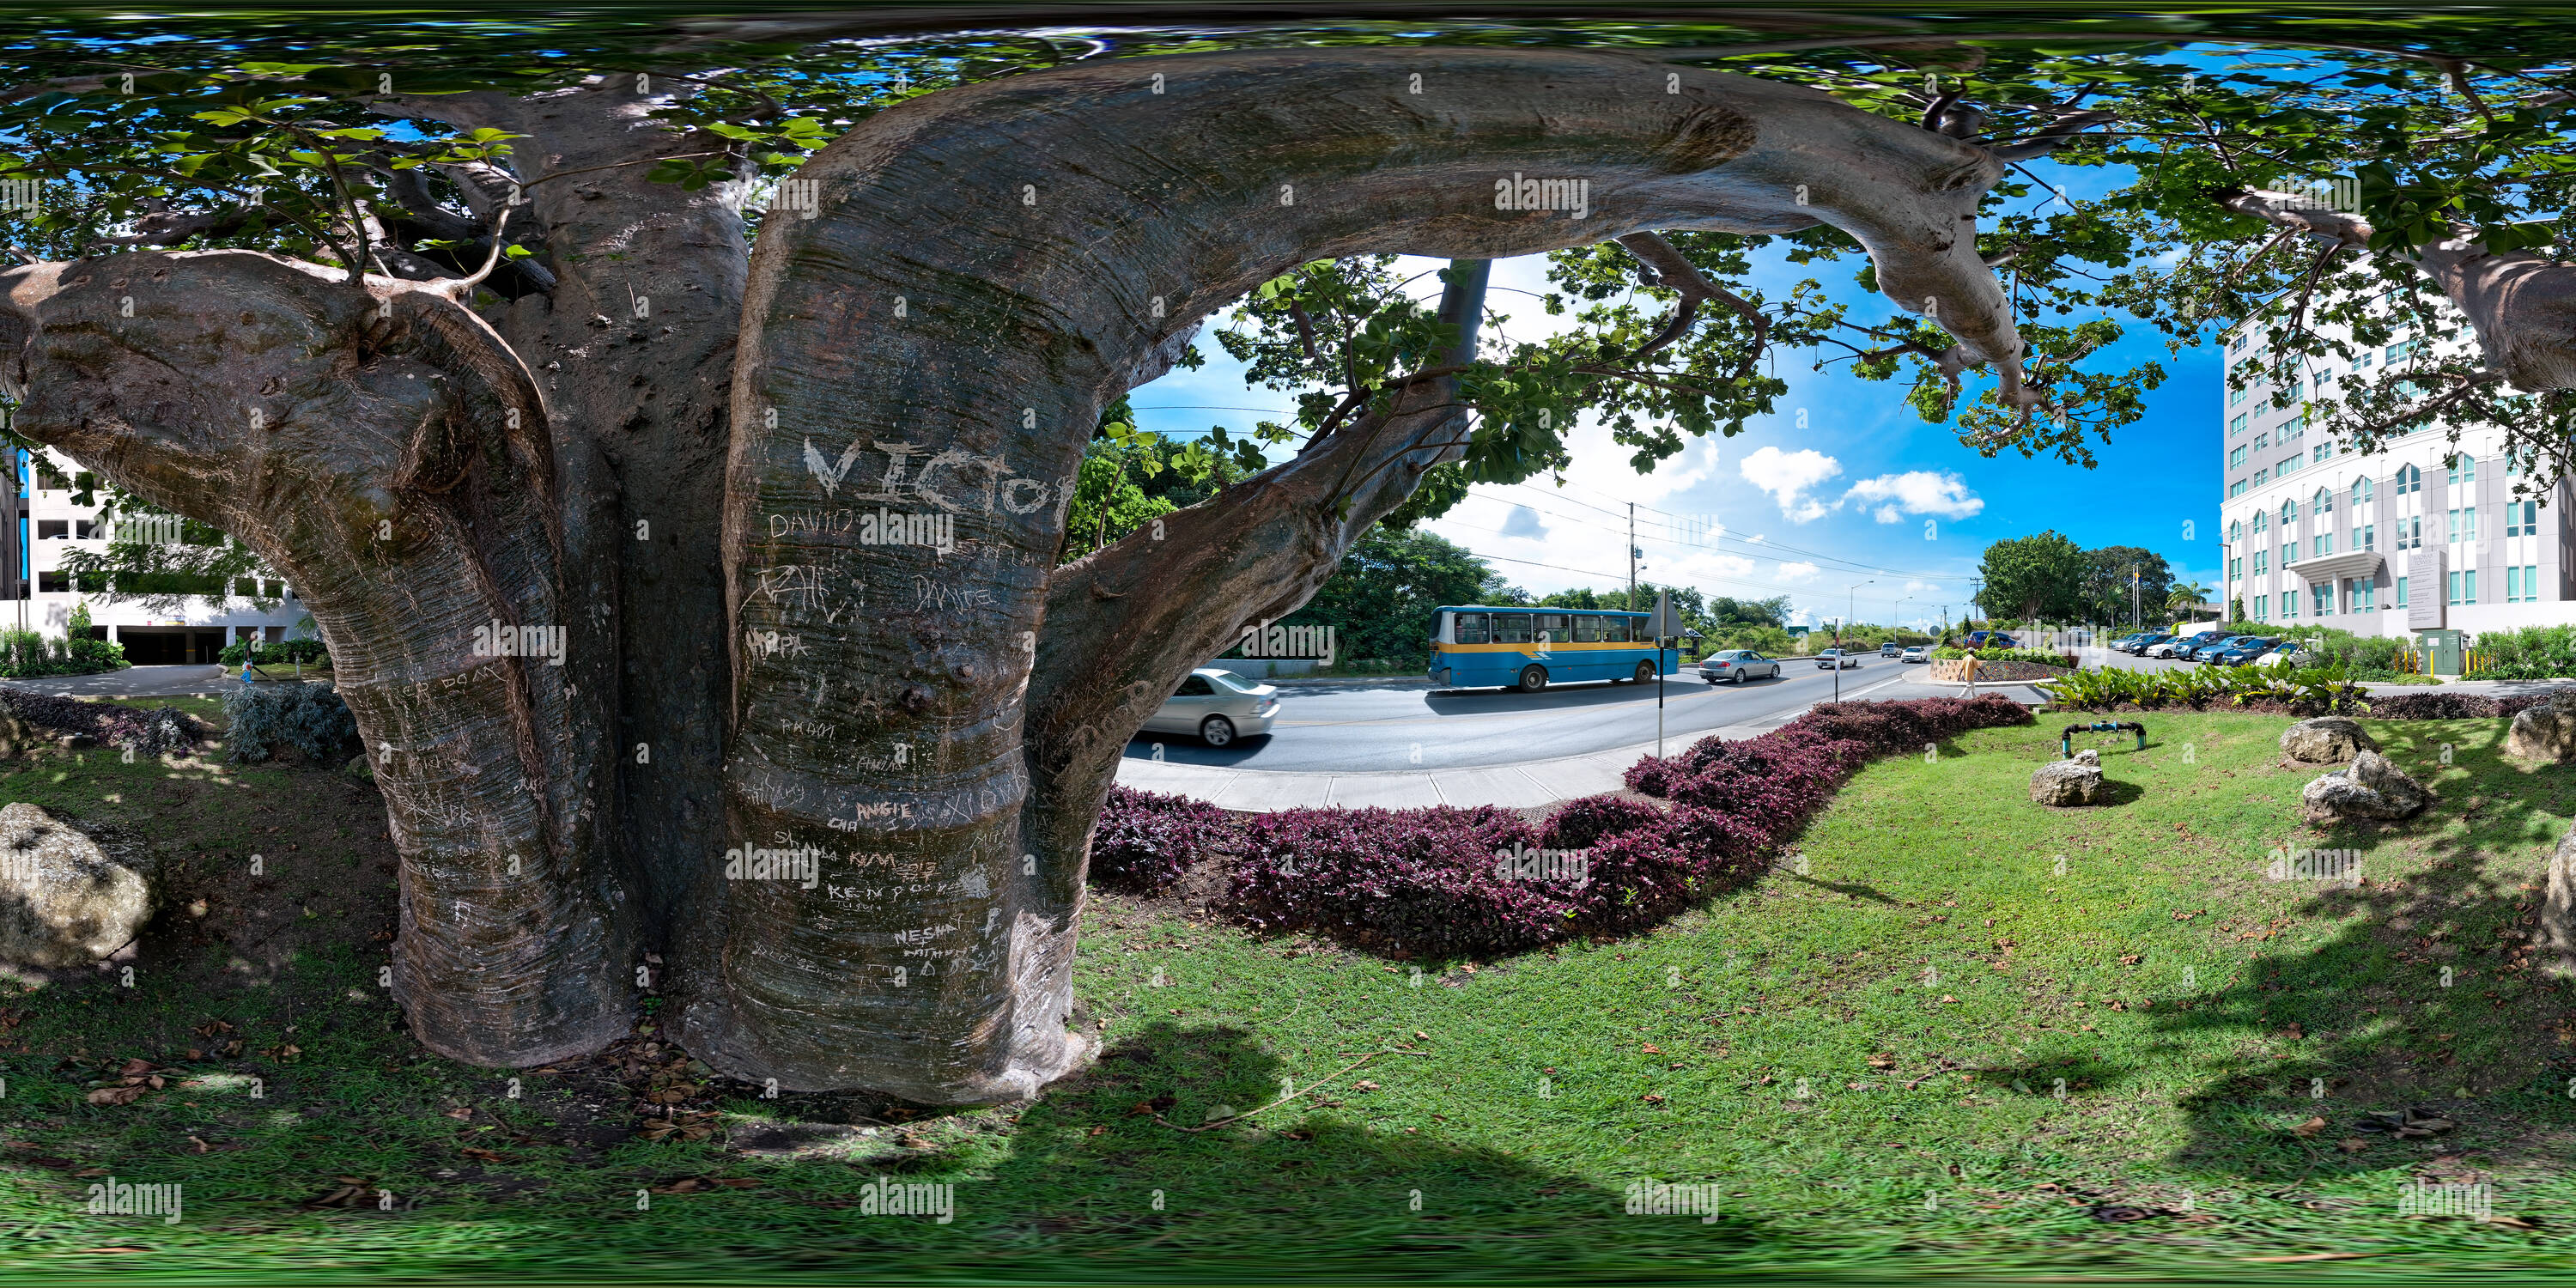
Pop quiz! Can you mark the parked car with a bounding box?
[2122,633,2173,655]
[1143,667,1279,746]
[1815,648,1862,670]
[1878,641,1901,658]
[2255,641,2308,667]
[1965,630,2020,649]
[2192,635,2266,663]
[1900,645,1929,663]
[2209,636,2281,666]
[2148,634,2215,659]
[1698,649,1783,685]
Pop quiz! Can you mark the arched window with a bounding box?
[2397,464,2421,495]
[2252,512,2268,536]
[2314,487,2333,514]
[2352,476,2373,506]
[2281,499,2300,526]
[2229,520,2244,542]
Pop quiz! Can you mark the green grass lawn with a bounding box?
[3,711,2573,1284]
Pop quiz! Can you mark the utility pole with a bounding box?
[1840,579,1873,702]
[1627,502,1637,612]
[2130,562,2141,630]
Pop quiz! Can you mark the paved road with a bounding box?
[1127,658,1944,773]
[2,664,233,698]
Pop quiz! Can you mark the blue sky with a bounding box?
[1125,156,2223,631]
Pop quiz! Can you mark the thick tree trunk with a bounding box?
[0,252,635,1062]
[702,46,2026,1099]
[2222,188,2576,392]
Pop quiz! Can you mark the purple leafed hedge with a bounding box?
[1089,695,2033,957]
[1089,786,1238,895]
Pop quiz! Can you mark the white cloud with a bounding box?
[1774,560,1821,585]
[1843,471,1983,524]
[1499,505,1547,539]
[1903,579,1944,594]
[1739,447,1843,524]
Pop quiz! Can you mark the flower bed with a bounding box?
[1091,694,2034,958]
[1926,658,2069,683]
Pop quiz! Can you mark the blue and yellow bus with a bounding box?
[1426,605,1675,692]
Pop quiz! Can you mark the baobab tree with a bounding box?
[3,15,2571,1097]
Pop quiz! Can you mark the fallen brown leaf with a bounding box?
[85,1085,147,1106]
[2292,1115,2328,1137]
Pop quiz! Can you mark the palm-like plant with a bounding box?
[2166,583,2214,618]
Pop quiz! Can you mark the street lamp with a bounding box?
[1839,580,1873,702]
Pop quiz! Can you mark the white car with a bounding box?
[2148,635,2214,659]
[1900,645,1929,663]
[1814,649,1862,670]
[1142,668,1280,746]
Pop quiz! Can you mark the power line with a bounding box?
[1489,485,1964,586]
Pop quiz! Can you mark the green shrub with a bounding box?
[2470,624,2576,680]
[222,681,361,767]
[0,628,127,677]
[218,637,331,667]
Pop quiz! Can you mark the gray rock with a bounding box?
[2073,748,2100,767]
[2299,750,2435,824]
[2281,717,2378,764]
[0,802,158,967]
[2507,707,2576,763]
[2031,758,2104,806]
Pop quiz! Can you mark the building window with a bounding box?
[2255,432,2270,451]
[2529,563,2543,601]
[2252,512,2268,537]
[2254,597,2269,621]
[35,519,67,540]
[2314,487,2332,515]
[2313,444,2330,464]
[2314,533,2334,557]
[2448,508,2460,543]
[2230,413,2249,435]
[2282,540,2297,567]
[2230,479,2248,497]
[2353,476,2372,507]
[2449,569,2478,605]
[2446,455,2476,487]
[2230,445,2247,467]
[2509,566,2525,603]
[2281,590,2298,617]
[2282,500,2300,525]
[2397,464,2421,494]
[2353,579,2376,612]
[2506,498,2537,537]
[2228,557,2244,580]
[2360,524,2375,550]
[2252,550,2268,574]
[2230,519,2245,542]
[2253,468,2269,485]
[2230,385,2248,406]
[2389,338,2420,362]
[2396,575,2409,607]
[38,570,68,593]
[2231,333,2250,353]
[2275,455,2299,477]
[2355,350,2373,368]
[2281,416,2308,438]
[2312,583,2333,615]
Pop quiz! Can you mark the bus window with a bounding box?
[1534,613,1568,645]
[1572,615,1601,643]
[1493,613,1533,644]
[1455,612,1490,644]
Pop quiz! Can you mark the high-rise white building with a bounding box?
[5,447,301,663]
[2218,319,2569,639]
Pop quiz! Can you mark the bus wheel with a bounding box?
[1633,660,1659,684]
[1517,665,1548,693]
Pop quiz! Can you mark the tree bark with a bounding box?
[2221,188,2576,392]
[0,252,635,1062]
[702,46,2028,1098]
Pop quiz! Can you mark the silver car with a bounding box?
[1143,667,1279,746]
[1698,649,1782,685]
